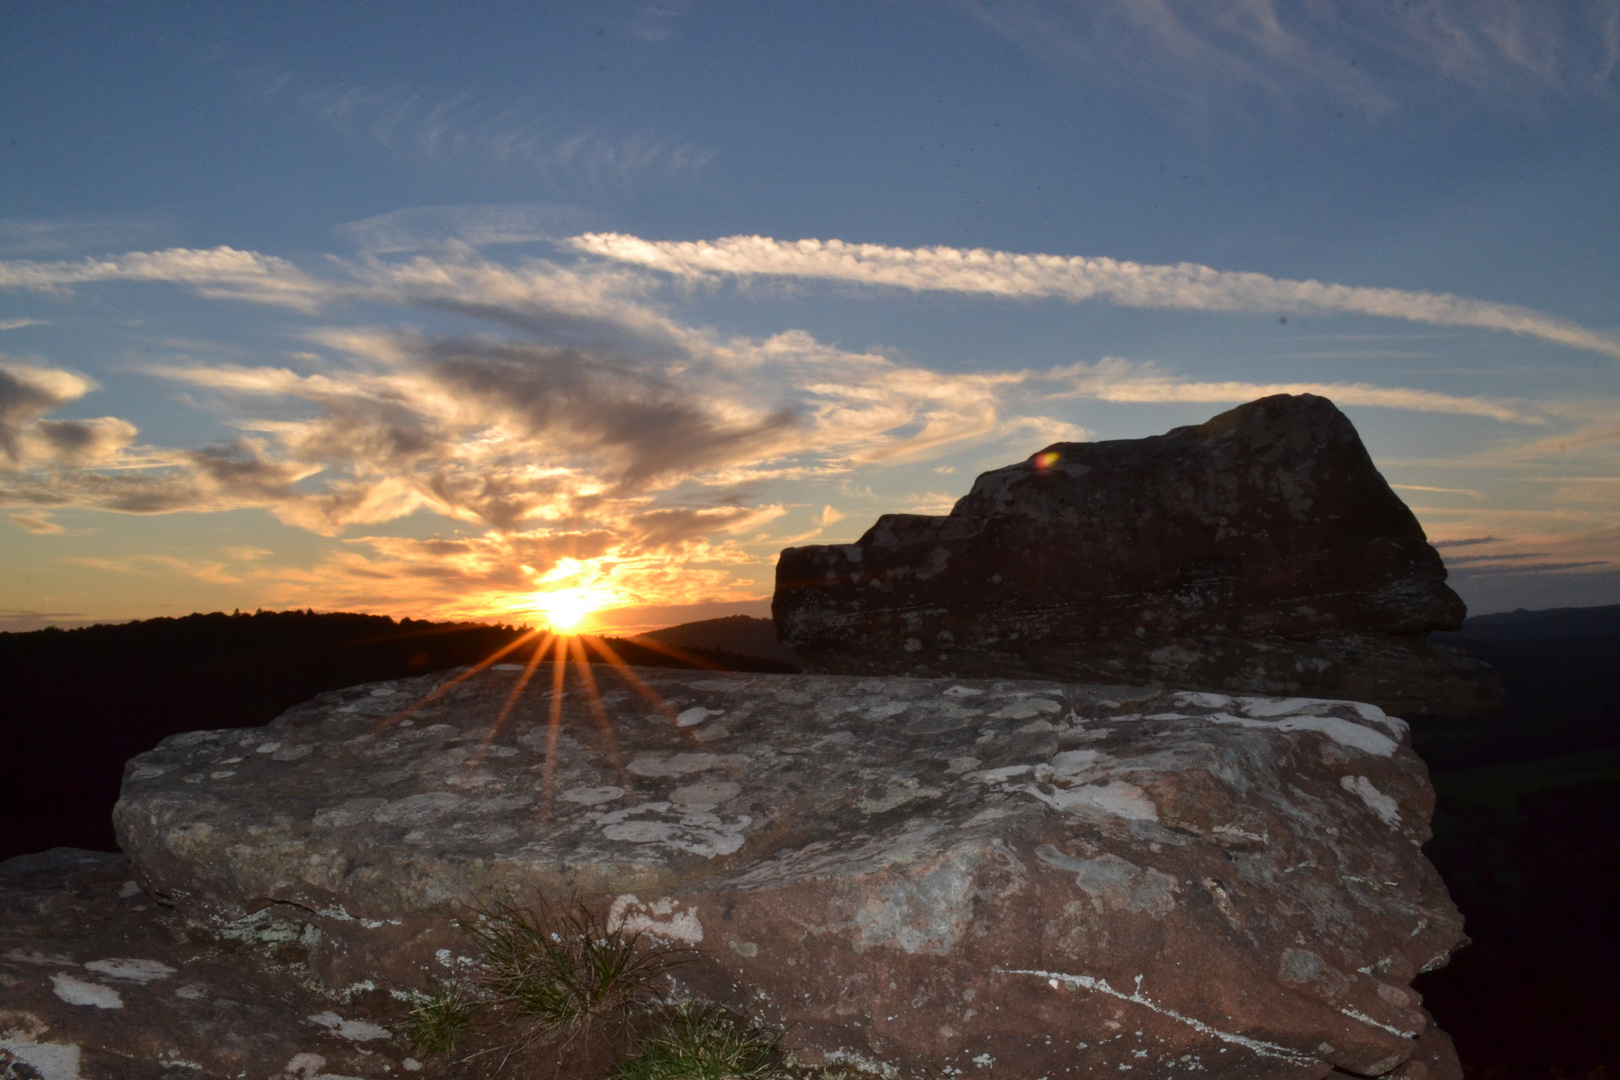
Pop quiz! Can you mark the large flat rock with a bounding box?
[774,394,1499,717]
[114,665,1465,1079]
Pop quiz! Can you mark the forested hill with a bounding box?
[1,610,527,860]
[0,609,794,861]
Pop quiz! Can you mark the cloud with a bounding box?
[0,363,138,469]
[0,216,169,258]
[9,509,63,534]
[0,247,329,312]
[1436,525,1620,579]
[0,238,1600,621]
[957,0,1620,115]
[291,80,715,186]
[1038,358,1527,421]
[0,319,47,331]
[334,202,601,254]
[571,233,1620,361]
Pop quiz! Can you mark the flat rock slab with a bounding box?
[0,848,416,1080]
[115,666,1466,1079]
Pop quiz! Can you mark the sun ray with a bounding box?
[468,631,555,771]
[621,634,726,670]
[587,635,744,783]
[374,626,542,735]
[569,635,632,791]
[586,634,681,723]
[539,634,569,822]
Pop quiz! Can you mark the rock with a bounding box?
[773,394,1499,717]
[0,847,415,1079]
[115,664,1465,1079]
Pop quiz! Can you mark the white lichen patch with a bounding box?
[307,1010,391,1041]
[943,685,985,697]
[1207,712,1397,757]
[854,857,978,955]
[669,780,742,805]
[991,698,1063,720]
[608,894,704,944]
[1341,775,1401,826]
[1036,848,1177,918]
[626,752,721,777]
[677,706,723,728]
[1023,780,1159,822]
[50,973,123,1009]
[0,1041,85,1080]
[560,785,626,805]
[82,958,176,984]
[598,799,751,858]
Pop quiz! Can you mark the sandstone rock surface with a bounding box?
[774,395,1498,717]
[0,847,413,1079]
[116,664,1465,1079]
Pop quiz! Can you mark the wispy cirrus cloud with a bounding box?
[571,232,1620,361]
[334,202,602,254]
[289,79,716,187]
[0,247,329,312]
[958,0,1620,115]
[1039,357,1528,422]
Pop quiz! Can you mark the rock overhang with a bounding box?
[115,664,1466,1079]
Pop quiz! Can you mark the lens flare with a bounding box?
[1034,450,1061,470]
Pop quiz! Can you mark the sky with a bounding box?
[2,1,1619,634]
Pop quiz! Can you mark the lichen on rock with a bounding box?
[114,664,1468,1079]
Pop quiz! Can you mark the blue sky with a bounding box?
[3,1,1618,632]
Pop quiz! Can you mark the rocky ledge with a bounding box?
[113,664,1466,1079]
[0,847,415,1080]
[774,395,1498,717]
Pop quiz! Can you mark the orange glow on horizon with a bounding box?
[528,586,617,635]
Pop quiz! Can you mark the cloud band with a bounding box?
[569,232,1620,360]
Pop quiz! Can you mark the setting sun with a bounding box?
[532,587,612,634]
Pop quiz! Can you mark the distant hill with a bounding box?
[1420,603,1620,769]
[0,610,795,862]
[636,614,800,666]
[1413,604,1620,1073]
[1442,603,1620,640]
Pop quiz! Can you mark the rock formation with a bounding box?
[0,847,414,1079]
[113,664,1467,1078]
[774,394,1499,717]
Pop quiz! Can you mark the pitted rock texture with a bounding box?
[774,394,1498,717]
[115,666,1465,1080]
[0,847,412,1079]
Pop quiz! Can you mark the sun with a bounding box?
[533,587,610,634]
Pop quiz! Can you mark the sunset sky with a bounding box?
[3,2,1618,633]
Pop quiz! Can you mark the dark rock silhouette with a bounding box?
[775,394,1499,717]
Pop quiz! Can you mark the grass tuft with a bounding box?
[462,896,691,1048]
[400,976,483,1057]
[401,894,699,1077]
[610,1001,789,1080]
